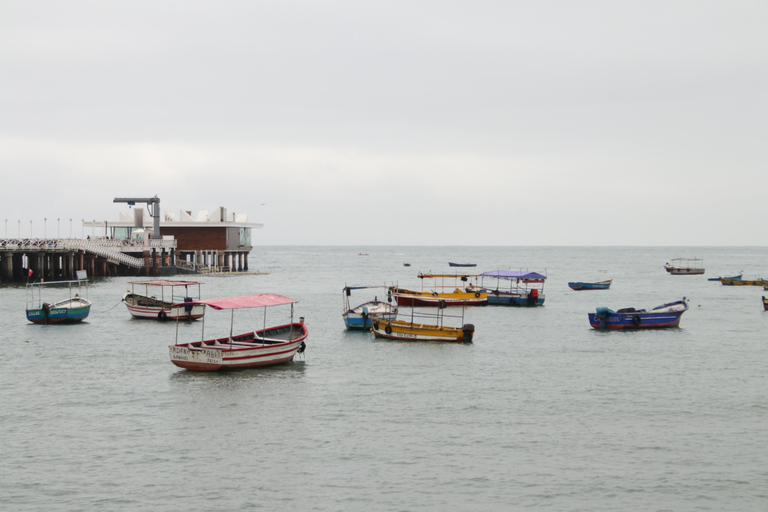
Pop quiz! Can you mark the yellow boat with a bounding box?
[371,306,474,342]
[389,273,486,307]
[720,277,766,286]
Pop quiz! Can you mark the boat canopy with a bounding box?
[189,294,297,310]
[128,279,202,286]
[480,270,547,280]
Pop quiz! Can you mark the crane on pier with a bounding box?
[113,196,161,239]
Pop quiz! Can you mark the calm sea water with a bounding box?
[1,246,767,511]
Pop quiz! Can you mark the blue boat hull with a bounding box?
[569,281,611,290]
[26,305,91,324]
[343,313,397,330]
[486,293,544,307]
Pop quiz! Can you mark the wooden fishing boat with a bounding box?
[719,276,765,286]
[342,284,398,330]
[169,294,308,371]
[763,296,768,310]
[26,274,92,324]
[664,258,705,275]
[588,298,689,330]
[568,280,612,291]
[477,270,546,306]
[389,273,486,307]
[123,280,206,320]
[371,305,474,342]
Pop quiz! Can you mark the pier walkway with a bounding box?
[0,237,177,282]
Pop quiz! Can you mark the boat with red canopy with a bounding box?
[168,294,308,371]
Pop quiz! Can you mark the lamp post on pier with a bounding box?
[57,218,60,238]
[44,218,47,238]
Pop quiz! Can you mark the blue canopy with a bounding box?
[480,270,547,280]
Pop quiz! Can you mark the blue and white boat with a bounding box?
[26,274,92,324]
[588,298,689,330]
[476,270,546,306]
[342,284,398,330]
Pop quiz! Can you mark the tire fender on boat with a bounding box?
[474,292,481,298]
[158,310,168,321]
[632,314,642,326]
[385,324,392,335]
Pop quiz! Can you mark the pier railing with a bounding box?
[0,237,177,269]
[61,239,146,268]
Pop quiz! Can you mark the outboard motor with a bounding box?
[462,323,475,342]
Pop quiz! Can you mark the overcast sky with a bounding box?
[1,1,766,245]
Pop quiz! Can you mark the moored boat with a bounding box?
[169,294,307,371]
[448,262,476,267]
[568,280,612,291]
[664,258,705,275]
[719,276,765,286]
[123,280,206,320]
[342,284,398,330]
[588,298,689,330]
[371,305,474,342]
[763,296,768,310]
[477,270,546,306]
[26,273,92,324]
[389,273,487,307]
[708,272,742,282]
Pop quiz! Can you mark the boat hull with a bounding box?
[763,296,768,311]
[123,293,206,320]
[568,280,612,290]
[665,268,705,275]
[343,304,398,330]
[485,290,545,306]
[169,323,308,371]
[719,278,765,286]
[26,303,91,324]
[391,288,486,307]
[371,319,474,342]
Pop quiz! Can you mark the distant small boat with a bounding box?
[568,280,612,291]
[448,262,476,267]
[664,258,705,275]
[708,272,742,282]
[589,298,689,330]
[403,263,411,267]
[763,296,768,310]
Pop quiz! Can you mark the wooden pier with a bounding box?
[0,238,177,283]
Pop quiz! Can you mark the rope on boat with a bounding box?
[101,300,124,313]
